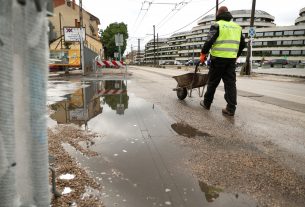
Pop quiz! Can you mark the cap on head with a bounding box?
[217,6,228,16]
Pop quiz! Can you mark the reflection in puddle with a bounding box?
[199,181,258,206]
[171,122,210,138]
[49,80,129,128]
[199,181,223,202]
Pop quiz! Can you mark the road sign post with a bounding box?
[115,33,124,61]
[248,27,255,73]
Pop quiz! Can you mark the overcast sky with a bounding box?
[80,0,304,53]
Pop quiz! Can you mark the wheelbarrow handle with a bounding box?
[194,62,200,74]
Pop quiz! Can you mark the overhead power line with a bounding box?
[156,0,192,30]
[159,0,225,37]
[132,0,155,34]
[132,2,145,29]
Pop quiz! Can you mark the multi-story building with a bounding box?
[126,50,144,64]
[144,7,305,65]
[134,50,145,64]
[49,0,103,70]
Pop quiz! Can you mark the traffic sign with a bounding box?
[248,27,256,38]
[115,33,124,46]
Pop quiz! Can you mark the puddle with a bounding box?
[171,122,211,138]
[49,79,257,207]
[81,186,103,200]
[199,181,258,206]
[49,79,129,126]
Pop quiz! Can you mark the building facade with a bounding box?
[49,0,103,70]
[144,7,305,64]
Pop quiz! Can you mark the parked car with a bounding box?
[287,60,298,68]
[184,60,194,66]
[262,59,288,67]
[174,60,183,65]
[184,59,203,66]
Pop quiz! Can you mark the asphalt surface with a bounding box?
[47,66,305,207]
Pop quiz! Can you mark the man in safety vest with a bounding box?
[199,6,246,116]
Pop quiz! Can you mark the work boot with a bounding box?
[222,108,235,116]
[200,100,210,110]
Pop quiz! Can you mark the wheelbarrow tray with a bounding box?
[173,72,209,89]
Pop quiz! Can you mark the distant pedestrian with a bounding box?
[199,6,246,116]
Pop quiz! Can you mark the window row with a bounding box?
[250,50,305,56]
[252,40,305,46]
[255,30,305,37]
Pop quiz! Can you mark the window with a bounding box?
[253,51,262,56]
[256,32,263,37]
[291,50,301,55]
[292,40,303,45]
[302,50,305,55]
[253,41,262,46]
[282,51,289,55]
[283,40,292,45]
[284,30,294,36]
[67,0,71,6]
[271,50,280,55]
[294,30,305,35]
[277,41,282,45]
[236,18,243,22]
[275,31,283,36]
[262,51,271,56]
[264,32,274,36]
[267,41,277,46]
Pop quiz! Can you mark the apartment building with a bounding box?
[144,7,305,64]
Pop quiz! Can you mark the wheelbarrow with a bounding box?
[172,63,209,100]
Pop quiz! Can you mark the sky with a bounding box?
[79,0,304,53]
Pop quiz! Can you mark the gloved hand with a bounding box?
[199,52,206,63]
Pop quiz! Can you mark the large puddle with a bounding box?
[49,79,258,207]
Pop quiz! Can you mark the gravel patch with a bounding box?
[48,124,104,207]
[183,135,305,207]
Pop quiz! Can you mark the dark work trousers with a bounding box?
[204,57,237,112]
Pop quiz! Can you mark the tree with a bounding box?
[100,22,128,59]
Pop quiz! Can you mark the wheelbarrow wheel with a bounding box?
[177,87,187,100]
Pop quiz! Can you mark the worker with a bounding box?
[199,6,246,116]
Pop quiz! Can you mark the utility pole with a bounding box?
[192,39,195,66]
[153,25,156,66]
[138,38,140,65]
[157,33,159,65]
[59,12,63,49]
[243,0,256,75]
[79,0,85,75]
[131,44,133,63]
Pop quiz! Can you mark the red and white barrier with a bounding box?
[97,89,127,95]
[111,60,125,68]
[96,60,125,68]
[96,60,105,67]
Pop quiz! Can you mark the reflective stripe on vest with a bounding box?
[211,20,242,58]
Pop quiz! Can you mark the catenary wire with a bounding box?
[156,0,192,30]
[159,0,225,37]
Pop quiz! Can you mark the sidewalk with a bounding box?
[132,65,305,79]
[248,67,305,78]
[49,66,305,79]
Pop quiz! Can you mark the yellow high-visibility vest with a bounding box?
[210,20,242,58]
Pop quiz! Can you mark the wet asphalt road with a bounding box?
[48,66,305,206]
